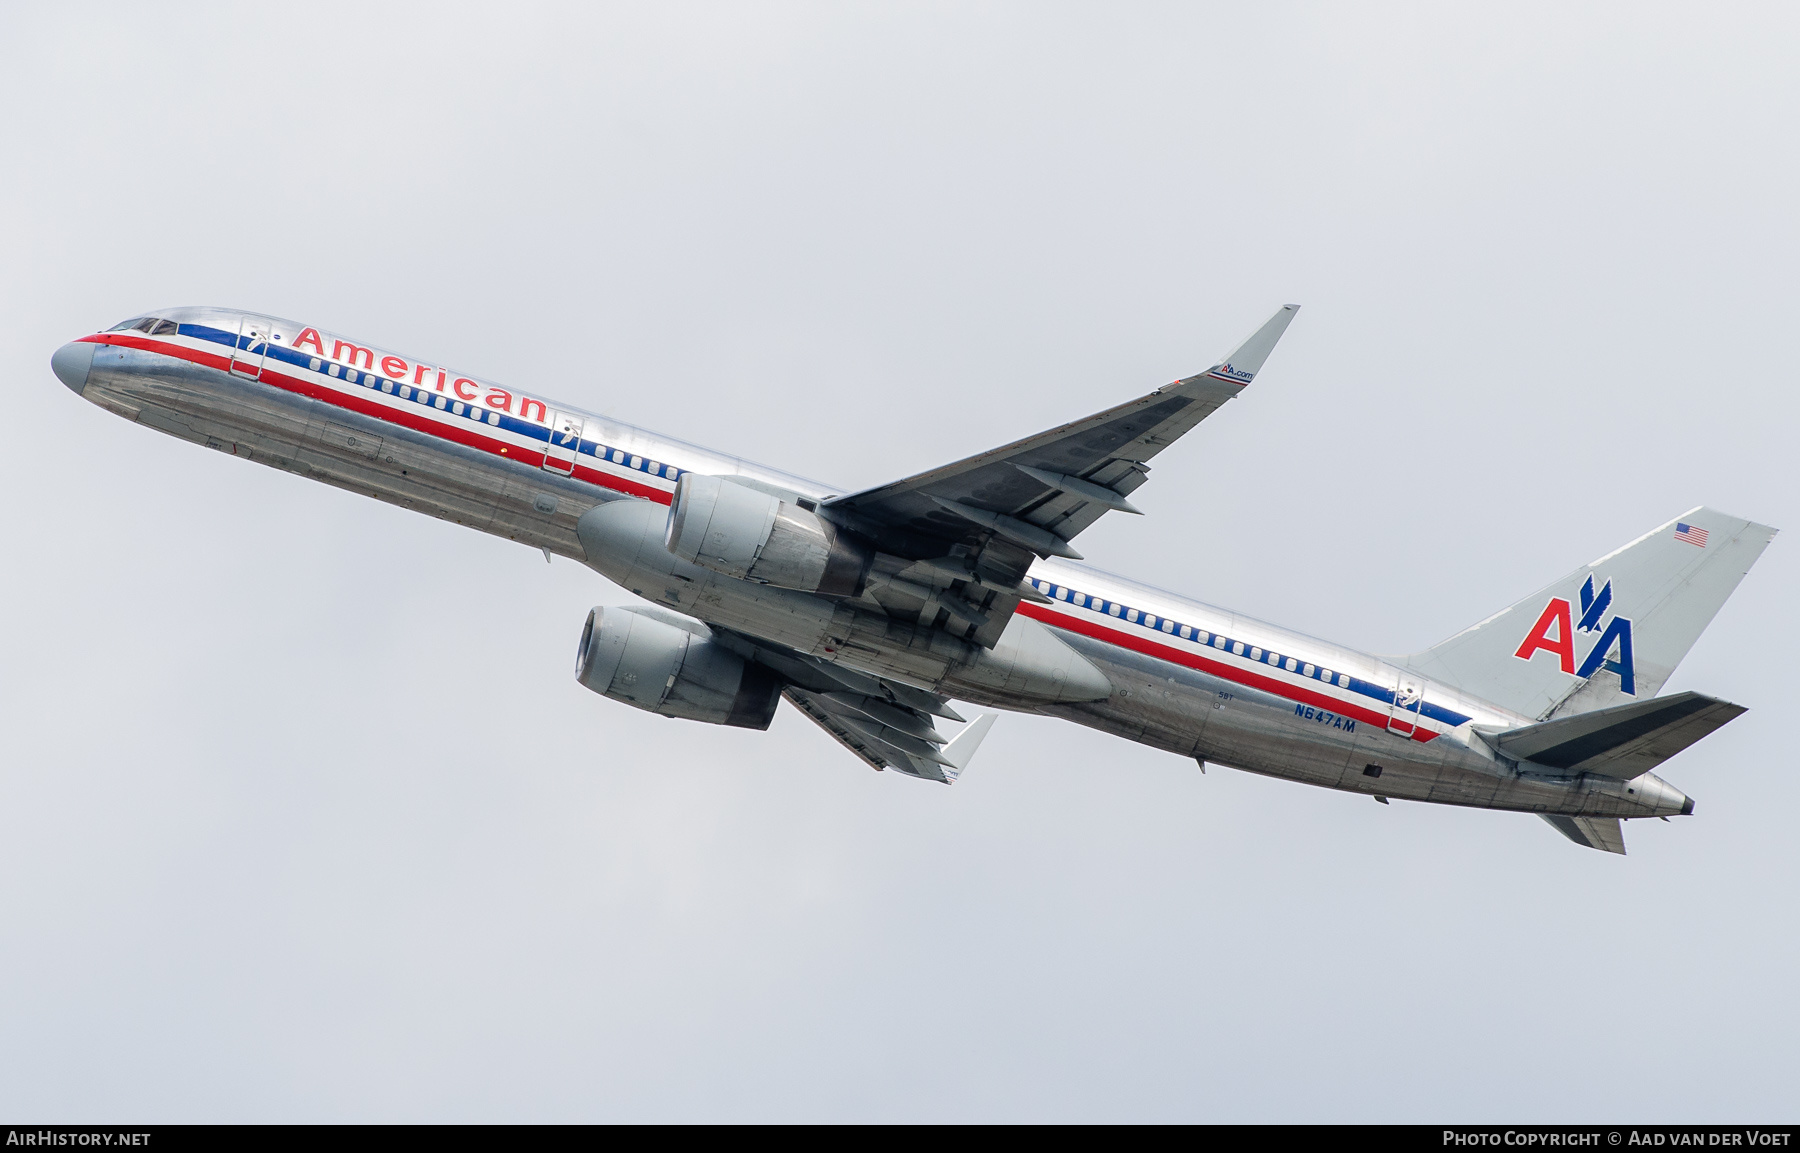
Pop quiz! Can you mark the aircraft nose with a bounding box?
[51,340,96,396]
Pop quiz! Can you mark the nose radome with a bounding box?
[52,341,97,396]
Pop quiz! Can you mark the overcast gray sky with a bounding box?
[3,2,1796,1122]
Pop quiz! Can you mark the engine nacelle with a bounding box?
[665,474,869,596]
[575,606,781,729]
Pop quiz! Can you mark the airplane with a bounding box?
[50,305,1776,854]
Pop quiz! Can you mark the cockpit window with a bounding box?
[108,317,148,332]
[149,319,178,335]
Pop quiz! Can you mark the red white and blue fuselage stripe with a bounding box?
[88,316,1478,741]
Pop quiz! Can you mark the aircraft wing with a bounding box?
[783,687,995,784]
[821,306,1298,647]
[825,305,1297,562]
[714,626,998,783]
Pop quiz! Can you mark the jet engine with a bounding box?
[665,474,869,596]
[575,606,781,729]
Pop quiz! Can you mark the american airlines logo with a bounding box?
[290,327,553,424]
[1513,575,1636,695]
[1211,362,1254,384]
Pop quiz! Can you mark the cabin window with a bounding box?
[1337,673,1350,687]
[308,358,322,371]
[1126,609,1139,623]
[328,364,340,377]
[1303,663,1314,676]
[1285,658,1298,672]
[1318,668,1330,681]
[1108,604,1121,617]
[1250,647,1262,660]
[647,461,660,475]
[1213,635,1226,649]
[400,386,412,399]
[630,456,642,469]
[435,396,447,410]
[1056,588,1069,601]
[347,370,359,384]
[1073,593,1086,607]
[1232,642,1245,656]
[487,412,500,426]
[1162,620,1175,634]
[1178,625,1191,638]
[382,381,394,393]
[453,402,465,416]
[612,449,625,464]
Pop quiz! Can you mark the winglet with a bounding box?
[1205,304,1300,385]
[938,713,997,783]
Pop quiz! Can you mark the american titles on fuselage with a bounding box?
[103,314,692,492]
[290,326,546,422]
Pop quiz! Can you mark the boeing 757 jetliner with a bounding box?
[51,307,1775,853]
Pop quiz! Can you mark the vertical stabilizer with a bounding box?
[1405,508,1775,719]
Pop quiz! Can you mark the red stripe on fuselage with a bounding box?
[87,333,674,505]
[93,330,1428,738]
[1016,601,1438,743]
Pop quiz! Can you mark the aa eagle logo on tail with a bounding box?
[1513,575,1637,695]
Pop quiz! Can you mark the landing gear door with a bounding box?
[542,411,583,476]
[1388,672,1424,737]
[229,315,276,380]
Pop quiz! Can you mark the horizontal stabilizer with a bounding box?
[1481,690,1744,779]
[1541,814,1627,855]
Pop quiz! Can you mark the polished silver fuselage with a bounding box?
[62,306,1692,820]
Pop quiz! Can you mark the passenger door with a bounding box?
[228,315,276,380]
[1388,671,1425,737]
[542,410,583,476]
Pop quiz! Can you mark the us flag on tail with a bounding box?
[1674,522,1709,547]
